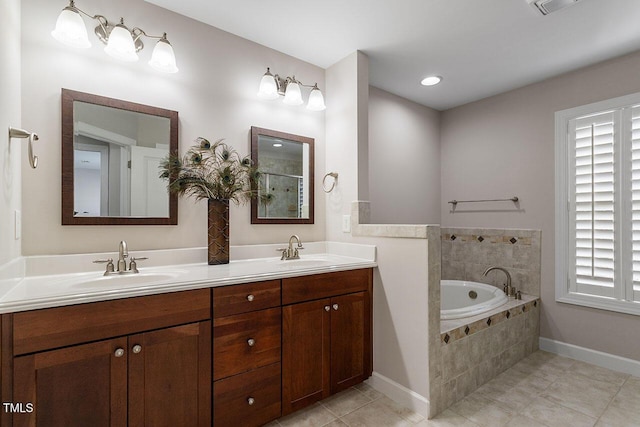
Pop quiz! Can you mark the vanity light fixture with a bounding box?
[257,68,326,111]
[421,76,442,86]
[51,0,178,73]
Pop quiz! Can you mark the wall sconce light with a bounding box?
[51,0,178,73]
[257,68,326,111]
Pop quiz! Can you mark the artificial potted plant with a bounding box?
[160,137,267,264]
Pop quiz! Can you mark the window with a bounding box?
[556,92,640,316]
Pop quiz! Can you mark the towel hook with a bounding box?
[8,127,39,169]
[323,172,338,193]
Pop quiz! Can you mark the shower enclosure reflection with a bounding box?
[251,127,314,224]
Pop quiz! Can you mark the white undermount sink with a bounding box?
[267,257,333,269]
[68,270,187,289]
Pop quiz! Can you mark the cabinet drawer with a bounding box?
[282,269,372,305]
[214,363,281,427]
[213,280,280,318]
[13,289,211,356]
[213,307,281,380]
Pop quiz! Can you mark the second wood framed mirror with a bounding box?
[251,127,314,224]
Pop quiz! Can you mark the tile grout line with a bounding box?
[535,359,620,426]
[591,375,629,426]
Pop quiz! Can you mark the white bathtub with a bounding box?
[441,280,508,320]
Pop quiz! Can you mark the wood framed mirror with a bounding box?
[251,127,314,224]
[61,89,178,225]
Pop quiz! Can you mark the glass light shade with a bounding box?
[51,7,91,49]
[149,38,178,73]
[257,72,279,100]
[306,87,326,111]
[104,24,138,62]
[283,81,303,106]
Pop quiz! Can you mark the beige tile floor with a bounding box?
[268,350,640,427]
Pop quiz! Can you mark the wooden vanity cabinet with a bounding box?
[0,268,373,426]
[6,289,212,427]
[212,280,282,427]
[281,269,373,416]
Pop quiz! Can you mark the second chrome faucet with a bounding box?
[277,235,304,260]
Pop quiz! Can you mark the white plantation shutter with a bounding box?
[630,107,640,302]
[570,112,616,298]
[558,93,640,315]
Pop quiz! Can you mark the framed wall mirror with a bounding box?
[251,127,314,224]
[61,89,178,225]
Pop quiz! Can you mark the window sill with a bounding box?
[557,292,640,317]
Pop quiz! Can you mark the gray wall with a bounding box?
[368,86,441,224]
[21,0,326,255]
[440,49,640,361]
[0,0,22,272]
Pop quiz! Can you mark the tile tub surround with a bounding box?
[430,294,540,417]
[441,228,541,297]
[441,294,539,337]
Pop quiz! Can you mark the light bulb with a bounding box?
[149,35,178,73]
[257,68,279,100]
[104,20,138,62]
[421,76,442,86]
[51,4,91,49]
[283,80,303,106]
[306,85,326,111]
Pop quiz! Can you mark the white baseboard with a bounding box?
[366,372,429,418]
[539,337,640,377]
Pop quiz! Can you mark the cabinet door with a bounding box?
[331,292,370,394]
[13,337,128,427]
[282,299,330,415]
[128,321,211,427]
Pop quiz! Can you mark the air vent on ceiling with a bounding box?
[527,0,582,15]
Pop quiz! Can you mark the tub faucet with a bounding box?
[483,266,513,296]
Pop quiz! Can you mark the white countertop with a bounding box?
[0,243,377,314]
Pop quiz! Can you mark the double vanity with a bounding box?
[0,88,375,425]
[0,246,376,426]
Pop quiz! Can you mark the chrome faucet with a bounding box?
[483,266,515,296]
[117,240,128,273]
[277,235,304,260]
[93,240,148,276]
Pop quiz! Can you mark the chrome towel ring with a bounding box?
[323,172,338,193]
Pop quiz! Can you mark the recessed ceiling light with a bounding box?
[273,143,283,148]
[421,76,442,86]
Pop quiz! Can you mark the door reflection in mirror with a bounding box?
[73,101,170,218]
